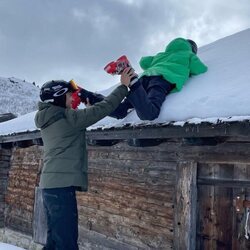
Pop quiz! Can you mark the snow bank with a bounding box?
[0,242,25,250]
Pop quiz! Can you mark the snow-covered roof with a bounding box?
[0,28,250,137]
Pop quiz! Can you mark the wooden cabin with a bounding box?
[1,28,250,249]
[1,119,250,249]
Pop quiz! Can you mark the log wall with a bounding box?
[3,142,178,249]
[4,146,43,234]
[0,148,12,228]
[78,142,176,249]
[2,137,250,249]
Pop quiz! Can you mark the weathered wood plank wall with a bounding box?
[174,161,197,250]
[197,163,233,249]
[4,146,42,234]
[2,138,250,249]
[78,142,176,249]
[197,163,250,250]
[0,148,12,228]
[5,142,177,249]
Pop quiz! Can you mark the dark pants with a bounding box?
[86,76,174,121]
[42,186,79,250]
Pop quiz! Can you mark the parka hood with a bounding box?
[35,102,65,129]
[165,38,192,53]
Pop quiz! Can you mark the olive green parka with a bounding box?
[35,85,128,191]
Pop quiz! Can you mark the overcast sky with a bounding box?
[0,0,249,91]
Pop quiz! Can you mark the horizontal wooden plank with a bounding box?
[78,191,174,218]
[82,182,174,199]
[78,226,140,250]
[86,121,250,140]
[1,121,250,143]
[5,216,33,234]
[0,131,41,143]
[198,178,250,187]
[78,203,173,230]
[78,207,173,249]
[0,148,12,156]
[88,141,250,163]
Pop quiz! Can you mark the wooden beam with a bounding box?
[0,131,41,143]
[198,177,250,188]
[0,120,250,143]
[174,161,197,250]
[86,121,250,140]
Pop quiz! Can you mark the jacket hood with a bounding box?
[165,38,192,53]
[35,102,65,129]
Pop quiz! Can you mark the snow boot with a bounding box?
[104,55,132,75]
[104,55,138,85]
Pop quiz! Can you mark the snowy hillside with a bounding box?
[0,77,39,116]
[0,28,250,136]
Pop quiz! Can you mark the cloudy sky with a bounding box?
[0,0,249,91]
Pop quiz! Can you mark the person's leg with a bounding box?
[42,192,56,250]
[109,98,133,119]
[42,187,79,250]
[127,76,174,120]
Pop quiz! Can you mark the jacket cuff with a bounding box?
[129,80,140,91]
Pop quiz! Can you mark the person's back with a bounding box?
[139,37,208,91]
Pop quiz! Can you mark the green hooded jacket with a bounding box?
[35,85,128,191]
[139,38,208,91]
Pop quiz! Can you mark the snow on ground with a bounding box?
[0,28,249,136]
[0,242,25,250]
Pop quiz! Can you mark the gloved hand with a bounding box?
[73,88,105,108]
[78,89,90,104]
[72,88,89,109]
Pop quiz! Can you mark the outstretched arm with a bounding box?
[65,85,128,129]
[190,55,208,75]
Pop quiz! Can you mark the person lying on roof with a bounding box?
[75,37,208,121]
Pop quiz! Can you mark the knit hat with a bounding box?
[187,39,198,54]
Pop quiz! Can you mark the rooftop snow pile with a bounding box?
[89,28,250,129]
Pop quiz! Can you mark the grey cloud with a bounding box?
[0,0,249,90]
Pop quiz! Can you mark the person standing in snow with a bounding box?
[77,38,208,120]
[34,71,136,250]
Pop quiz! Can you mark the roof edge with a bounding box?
[1,120,250,144]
